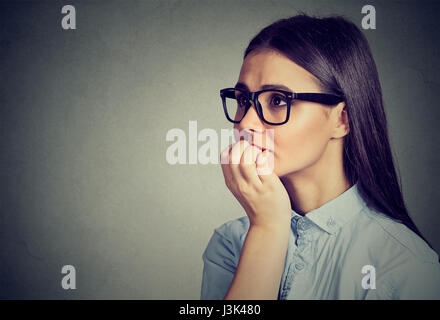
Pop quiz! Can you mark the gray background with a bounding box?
[0,0,439,299]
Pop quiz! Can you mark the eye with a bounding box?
[269,94,287,108]
[236,94,250,108]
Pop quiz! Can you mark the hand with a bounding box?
[220,140,292,229]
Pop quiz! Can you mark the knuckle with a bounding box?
[253,183,264,193]
[220,147,231,163]
[220,153,228,164]
[224,178,232,190]
[236,182,250,196]
[239,161,253,170]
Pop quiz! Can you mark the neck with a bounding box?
[280,139,352,215]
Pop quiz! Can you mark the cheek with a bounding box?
[273,112,330,174]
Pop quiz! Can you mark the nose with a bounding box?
[236,100,265,132]
[234,101,265,146]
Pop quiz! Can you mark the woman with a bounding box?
[201,14,440,299]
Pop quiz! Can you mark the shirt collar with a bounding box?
[291,182,366,235]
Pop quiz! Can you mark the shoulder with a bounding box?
[350,206,440,299]
[356,206,439,264]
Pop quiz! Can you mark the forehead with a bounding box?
[238,49,321,92]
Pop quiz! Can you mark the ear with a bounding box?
[331,102,350,139]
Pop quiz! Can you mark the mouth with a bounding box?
[237,133,273,153]
[252,144,265,151]
[250,143,272,153]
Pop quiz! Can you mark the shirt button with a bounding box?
[298,218,310,230]
[326,217,336,227]
[295,263,304,271]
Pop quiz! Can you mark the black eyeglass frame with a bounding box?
[220,87,344,125]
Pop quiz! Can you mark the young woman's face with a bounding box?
[233,49,338,178]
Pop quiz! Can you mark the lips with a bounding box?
[239,138,264,151]
[236,129,274,153]
[250,143,274,154]
[251,143,266,151]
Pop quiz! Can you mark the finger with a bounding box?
[256,150,276,181]
[230,139,250,165]
[220,144,234,187]
[239,145,263,186]
[220,144,233,165]
[228,140,249,183]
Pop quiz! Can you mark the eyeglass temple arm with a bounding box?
[221,90,236,99]
[295,93,344,105]
[221,89,343,105]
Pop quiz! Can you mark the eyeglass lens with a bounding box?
[224,89,289,124]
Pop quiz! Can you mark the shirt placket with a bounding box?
[279,216,314,300]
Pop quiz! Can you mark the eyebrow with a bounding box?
[234,82,293,92]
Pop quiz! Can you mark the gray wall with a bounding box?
[0,0,439,299]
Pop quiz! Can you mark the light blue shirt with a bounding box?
[201,183,440,299]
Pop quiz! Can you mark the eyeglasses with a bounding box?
[220,88,344,125]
